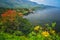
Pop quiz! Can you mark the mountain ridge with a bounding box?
[0,0,56,9]
[0,0,39,8]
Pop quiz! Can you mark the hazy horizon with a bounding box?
[29,0,60,7]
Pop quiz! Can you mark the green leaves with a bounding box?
[52,22,56,28]
[0,21,3,26]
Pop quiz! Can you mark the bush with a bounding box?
[0,10,33,35]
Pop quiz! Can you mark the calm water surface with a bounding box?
[24,8,60,32]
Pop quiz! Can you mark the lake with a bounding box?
[23,8,60,32]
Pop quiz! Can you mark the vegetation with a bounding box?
[0,8,60,40]
[0,7,33,15]
[0,23,60,40]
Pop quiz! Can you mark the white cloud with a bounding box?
[30,0,44,2]
[30,0,45,4]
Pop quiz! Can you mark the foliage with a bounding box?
[0,8,33,15]
[28,24,60,40]
[0,9,60,40]
[0,24,60,40]
[0,10,33,35]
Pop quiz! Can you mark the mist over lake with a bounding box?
[24,8,60,32]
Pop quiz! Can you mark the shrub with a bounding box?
[0,10,33,35]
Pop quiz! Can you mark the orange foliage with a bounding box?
[1,10,23,22]
[1,10,17,22]
[1,10,16,17]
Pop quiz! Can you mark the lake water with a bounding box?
[23,8,60,32]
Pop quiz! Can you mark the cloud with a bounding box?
[30,0,45,4]
[30,0,44,2]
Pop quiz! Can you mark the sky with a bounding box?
[29,0,60,7]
